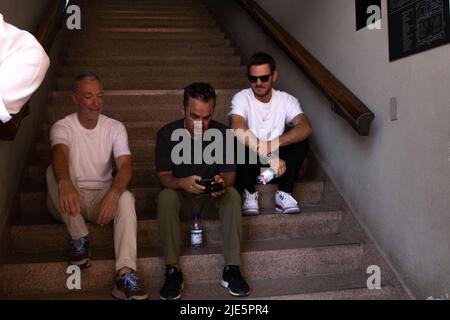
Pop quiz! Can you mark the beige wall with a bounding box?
[0,0,67,259]
[205,0,450,299]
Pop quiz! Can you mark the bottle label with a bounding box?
[257,168,276,185]
[191,230,203,248]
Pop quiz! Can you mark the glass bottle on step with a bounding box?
[191,212,203,249]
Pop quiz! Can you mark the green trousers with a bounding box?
[156,187,242,266]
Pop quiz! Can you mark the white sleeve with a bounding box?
[0,14,50,123]
[50,121,71,148]
[285,95,304,125]
[112,122,131,159]
[227,91,248,120]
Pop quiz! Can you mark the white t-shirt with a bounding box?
[0,14,50,123]
[228,88,304,141]
[50,113,131,189]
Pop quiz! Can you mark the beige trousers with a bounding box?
[46,166,137,272]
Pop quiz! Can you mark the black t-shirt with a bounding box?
[155,119,236,179]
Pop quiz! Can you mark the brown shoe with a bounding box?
[112,271,148,300]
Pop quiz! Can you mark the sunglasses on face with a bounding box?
[248,73,272,83]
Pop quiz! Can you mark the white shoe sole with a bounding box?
[159,283,184,300]
[242,208,260,215]
[221,280,250,297]
[275,206,301,214]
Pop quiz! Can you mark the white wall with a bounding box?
[206,0,450,298]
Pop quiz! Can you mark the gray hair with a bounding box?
[72,71,101,91]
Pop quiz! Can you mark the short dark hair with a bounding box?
[183,82,216,108]
[73,71,101,91]
[247,52,276,75]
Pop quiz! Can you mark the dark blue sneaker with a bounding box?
[221,265,250,297]
[69,236,90,268]
[160,266,183,300]
[112,271,148,300]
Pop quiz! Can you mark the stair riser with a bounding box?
[85,15,213,21]
[86,5,207,11]
[46,107,230,125]
[81,19,216,28]
[85,8,207,14]
[59,66,245,79]
[56,78,247,90]
[49,93,238,110]
[66,46,234,56]
[0,245,362,295]
[64,56,240,66]
[70,32,225,42]
[10,212,342,254]
[19,182,324,216]
[22,162,308,189]
[69,38,230,49]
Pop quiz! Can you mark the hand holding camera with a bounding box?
[197,176,225,197]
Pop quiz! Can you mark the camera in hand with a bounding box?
[197,178,224,194]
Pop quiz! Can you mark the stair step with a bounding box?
[59,65,246,81]
[50,89,237,106]
[87,14,213,21]
[65,56,240,67]
[69,31,226,42]
[74,26,222,34]
[10,210,342,254]
[69,37,230,49]
[1,271,405,300]
[14,204,334,226]
[19,181,324,217]
[82,18,217,28]
[21,161,308,189]
[0,235,362,296]
[46,106,226,125]
[56,76,246,90]
[85,6,207,14]
[66,44,234,57]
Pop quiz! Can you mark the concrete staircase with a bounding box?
[0,0,408,300]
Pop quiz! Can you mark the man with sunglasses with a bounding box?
[229,52,312,215]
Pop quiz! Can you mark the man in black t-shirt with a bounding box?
[155,82,250,300]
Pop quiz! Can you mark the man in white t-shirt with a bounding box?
[46,72,147,300]
[229,52,312,215]
[0,14,50,123]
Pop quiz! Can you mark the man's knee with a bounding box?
[118,190,135,206]
[221,187,241,205]
[117,190,136,218]
[157,188,181,221]
[157,188,180,204]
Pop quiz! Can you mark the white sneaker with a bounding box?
[275,191,301,214]
[242,189,259,215]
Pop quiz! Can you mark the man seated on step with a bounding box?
[155,82,250,300]
[45,72,148,300]
[229,52,312,215]
[0,14,50,123]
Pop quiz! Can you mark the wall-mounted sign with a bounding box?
[356,0,382,31]
[388,0,450,61]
